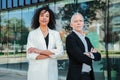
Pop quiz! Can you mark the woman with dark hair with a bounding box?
[31,6,56,29]
[26,6,64,80]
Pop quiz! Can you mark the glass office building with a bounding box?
[0,0,120,80]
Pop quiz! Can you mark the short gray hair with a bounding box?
[70,12,83,23]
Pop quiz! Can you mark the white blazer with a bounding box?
[26,27,64,80]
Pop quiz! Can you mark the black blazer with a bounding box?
[66,31,101,80]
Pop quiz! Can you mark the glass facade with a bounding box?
[7,0,12,8]
[19,0,24,6]
[0,0,120,80]
[1,0,7,9]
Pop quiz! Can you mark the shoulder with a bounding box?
[85,37,91,43]
[85,36,90,40]
[49,29,60,35]
[28,28,39,37]
[66,32,75,39]
[29,28,39,34]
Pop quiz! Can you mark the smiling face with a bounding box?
[70,13,84,32]
[39,10,50,27]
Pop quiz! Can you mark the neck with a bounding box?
[74,30,85,36]
[40,26,49,37]
[40,26,48,31]
[40,26,48,37]
[76,30,83,34]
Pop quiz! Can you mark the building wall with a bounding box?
[0,0,120,80]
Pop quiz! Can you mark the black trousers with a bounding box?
[81,72,91,80]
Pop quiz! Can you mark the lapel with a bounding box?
[85,37,91,51]
[36,27,47,49]
[72,31,85,51]
[48,29,54,50]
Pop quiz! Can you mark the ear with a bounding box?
[70,22,73,28]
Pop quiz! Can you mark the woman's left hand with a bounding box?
[40,50,54,56]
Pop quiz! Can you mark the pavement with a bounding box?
[0,54,105,80]
[0,68,27,80]
[0,68,66,80]
[0,67,105,80]
[0,54,68,80]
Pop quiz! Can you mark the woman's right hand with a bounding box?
[36,54,49,60]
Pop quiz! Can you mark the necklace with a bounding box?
[42,29,48,33]
[40,27,48,37]
[41,29,48,37]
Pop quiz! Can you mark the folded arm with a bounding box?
[27,47,55,60]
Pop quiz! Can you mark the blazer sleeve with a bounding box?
[86,37,101,61]
[66,35,92,65]
[26,32,39,60]
[92,52,101,61]
[49,32,64,58]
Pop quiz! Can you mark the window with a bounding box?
[19,0,24,6]
[39,0,45,2]
[0,0,1,9]
[13,0,18,7]
[1,0,7,9]
[7,0,12,8]
[25,0,31,5]
[32,0,38,4]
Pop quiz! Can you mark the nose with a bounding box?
[77,22,81,25]
[42,16,46,19]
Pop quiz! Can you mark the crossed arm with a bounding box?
[27,47,54,60]
[84,48,98,58]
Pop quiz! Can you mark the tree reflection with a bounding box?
[1,17,29,53]
[57,1,106,33]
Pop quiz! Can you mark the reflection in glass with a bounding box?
[39,0,45,2]
[0,0,120,79]
[0,1,1,9]
[19,0,24,6]
[32,0,38,4]
[1,0,7,9]
[7,0,12,8]
[25,0,31,5]
[13,0,18,7]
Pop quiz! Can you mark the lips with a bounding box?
[41,20,47,23]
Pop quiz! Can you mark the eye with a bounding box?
[79,20,83,22]
[46,15,49,18]
[74,20,78,23]
[40,15,43,17]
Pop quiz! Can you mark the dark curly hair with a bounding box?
[31,6,56,30]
